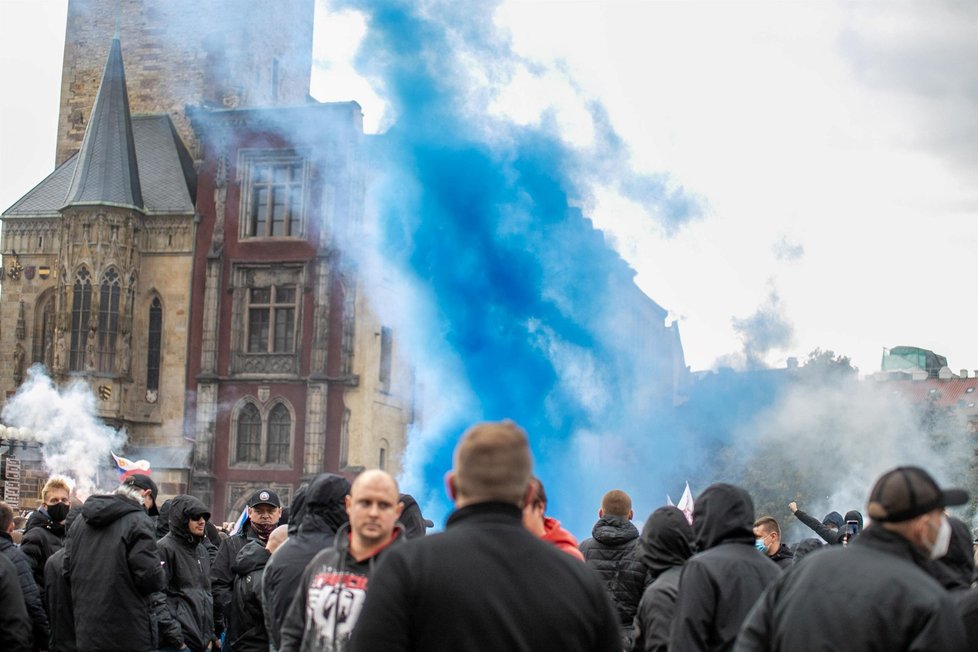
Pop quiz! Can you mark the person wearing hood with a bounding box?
[522,476,584,560]
[211,488,282,638]
[630,505,694,652]
[932,517,978,649]
[671,483,780,651]
[736,466,968,651]
[21,476,72,601]
[280,470,405,652]
[44,506,82,652]
[156,495,217,652]
[579,489,647,642]
[63,481,166,652]
[788,502,861,546]
[397,493,432,539]
[263,473,350,650]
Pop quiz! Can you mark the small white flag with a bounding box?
[677,482,694,524]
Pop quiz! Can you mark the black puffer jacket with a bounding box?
[157,495,215,652]
[263,473,350,650]
[212,519,263,634]
[579,514,647,631]
[64,492,166,652]
[736,525,968,651]
[0,548,32,651]
[21,508,66,594]
[630,506,694,652]
[227,540,272,652]
[0,529,50,646]
[671,483,780,652]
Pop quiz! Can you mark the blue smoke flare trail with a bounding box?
[338,0,701,535]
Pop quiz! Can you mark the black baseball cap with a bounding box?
[123,474,158,502]
[248,489,281,508]
[866,466,968,523]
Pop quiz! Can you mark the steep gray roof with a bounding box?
[3,114,195,217]
[63,37,144,211]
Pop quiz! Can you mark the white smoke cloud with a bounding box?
[1,365,126,496]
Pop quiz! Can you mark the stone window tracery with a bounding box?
[97,268,121,373]
[69,267,92,371]
[231,398,294,467]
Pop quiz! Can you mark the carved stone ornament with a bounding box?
[15,301,26,340]
[258,386,270,403]
[13,343,25,385]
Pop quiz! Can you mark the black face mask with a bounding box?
[47,502,69,523]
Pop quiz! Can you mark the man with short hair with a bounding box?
[21,475,72,595]
[280,469,404,651]
[753,516,793,569]
[522,476,584,560]
[63,481,166,651]
[736,466,969,651]
[670,483,780,651]
[212,488,282,637]
[350,420,620,651]
[579,489,647,643]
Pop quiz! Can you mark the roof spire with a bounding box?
[63,37,143,212]
[114,0,121,40]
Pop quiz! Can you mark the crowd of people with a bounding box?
[0,419,977,651]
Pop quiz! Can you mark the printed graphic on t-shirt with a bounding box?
[307,570,368,647]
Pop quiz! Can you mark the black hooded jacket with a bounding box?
[0,528,50,646]
[156,495,215,652]
[630,506,694,652]
[21,508,66,594]
[398,494,429,539]
[63,492,166,652]
[736,525,968,651]
[579,514,647,630]
[671,484,780,652]
[263,473,350,650]
[227,540,272,652]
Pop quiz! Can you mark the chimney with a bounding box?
[961,369,968,379]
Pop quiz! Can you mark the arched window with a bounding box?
[236,403,261,464]
[69,268,92,371]
[146,297,163,391]
[266,403,291,465]
[97,268,121,373]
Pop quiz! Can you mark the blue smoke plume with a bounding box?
[335,0,702,534]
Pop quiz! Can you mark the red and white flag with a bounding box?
[677,482,694,524]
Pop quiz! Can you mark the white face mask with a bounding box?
[927,515,952,560]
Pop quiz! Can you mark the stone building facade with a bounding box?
[2,0,411,512]
[186,103,413,519]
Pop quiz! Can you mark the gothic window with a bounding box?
[266,403,291,465]
[146,297,163,392]
[97,268,121,373]
[231,399,293,467]
[69,267,92,371]
[33,291,56,367]
[247,285,296,353]
[244,158,304,238]
[235,403,262,464]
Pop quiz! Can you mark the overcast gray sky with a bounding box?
[2,0,975,375]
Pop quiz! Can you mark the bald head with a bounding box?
[351,469,399,499]
[451,420,533,507]
[266,524,289,555]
